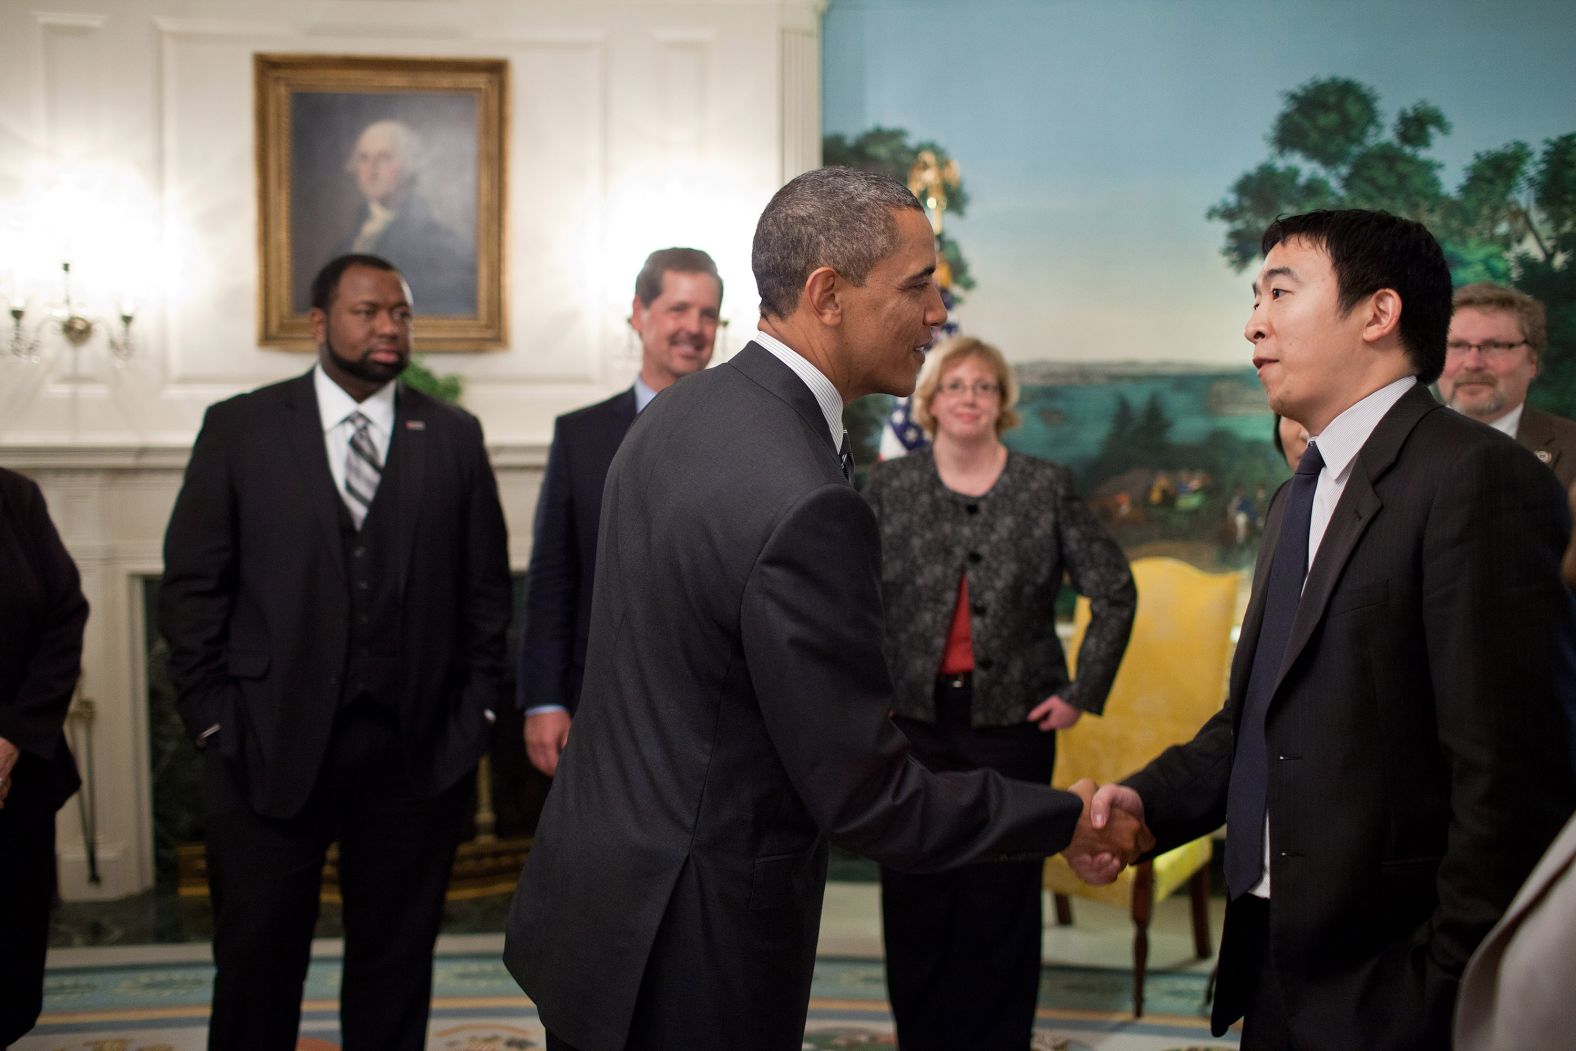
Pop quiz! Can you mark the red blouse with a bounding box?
[937,572,974,675]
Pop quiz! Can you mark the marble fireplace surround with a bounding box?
[2,442,545,902]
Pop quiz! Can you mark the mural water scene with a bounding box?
[1006,363,1281,569]
[829,0,1576,569]
[850,363,1283,571]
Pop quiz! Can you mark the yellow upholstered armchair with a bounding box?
[1044,556,1240,1016]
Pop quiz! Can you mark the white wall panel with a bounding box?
[780,27,820,182]
[0,0,823,900]
[39,13,110,165]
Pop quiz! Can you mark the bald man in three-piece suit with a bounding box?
[161,254,511,1051]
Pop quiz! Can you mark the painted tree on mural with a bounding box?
[1208,76,1576,413]
[823,126,975,297]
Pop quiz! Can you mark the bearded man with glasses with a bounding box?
[1438,282,1576,486]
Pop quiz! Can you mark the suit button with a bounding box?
[352,546,366,558]
[965,503,980,514]
[977,658,994,671]
[328,675,338,686]
[972,603,988,616]
[967,551,982,564]
[357,580,370,591]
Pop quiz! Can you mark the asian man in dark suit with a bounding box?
[1084,211,1576,1050]
[159,254,511,1051]
[503,167,1152,1051]
[518,247,722,776]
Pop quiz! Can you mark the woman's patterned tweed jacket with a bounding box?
[863,448,1136,728]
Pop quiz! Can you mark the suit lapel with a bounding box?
[1272,384,1438,697]
[392,384,428,600]
[609,387,638,432]
[586,389,637,524]
[282,372,347,584]
[602,388,639,465]
[1520,406,1562,473]
[729,342,843,473]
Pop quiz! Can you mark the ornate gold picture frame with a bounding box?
[255,54,507,350]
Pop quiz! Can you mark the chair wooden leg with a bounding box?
[1053,892,1073,926]
[1189,866,1213,958]
[1131,861,1154,1018]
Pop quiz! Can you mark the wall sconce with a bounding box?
[6,261,135,364]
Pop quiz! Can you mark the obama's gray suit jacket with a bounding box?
[504,342,1084,1051]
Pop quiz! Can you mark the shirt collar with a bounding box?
[633,374,659,414]
[313,363,397,434]
[751,329,845,448]
[1309,375,1417,482]
[1486,401,1524,438]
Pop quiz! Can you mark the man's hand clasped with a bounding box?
[1062,779,1152,884]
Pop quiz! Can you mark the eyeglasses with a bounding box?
[1445,339,1528,361]
[938,379,1002,398]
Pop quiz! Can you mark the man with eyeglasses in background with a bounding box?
[1437,282,1576,486]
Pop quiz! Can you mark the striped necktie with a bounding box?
[839,431,854,482]
[343,411,382,530]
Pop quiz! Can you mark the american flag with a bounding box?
[879,396,930,461]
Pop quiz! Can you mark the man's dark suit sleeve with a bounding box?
[1125,482,1288,848]
[0,476,88,760]
[740,481,1083,867]
[159,404,240,743]
[458,414,513,723]
[1415,437,1574,985]
[518,415,578,713]
[1122,703,1236,850]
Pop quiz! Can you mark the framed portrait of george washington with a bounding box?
[255,54,507,350]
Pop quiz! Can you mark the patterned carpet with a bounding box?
[16,947,1237,1051]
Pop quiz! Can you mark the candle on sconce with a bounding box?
[108,294,137,362]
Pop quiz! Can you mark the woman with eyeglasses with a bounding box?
[862,335,1136,1050]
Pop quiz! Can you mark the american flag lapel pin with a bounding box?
[406,420,426,431]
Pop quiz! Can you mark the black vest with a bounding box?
[337,438,403,708]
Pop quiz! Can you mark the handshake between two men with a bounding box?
[1062,779,1153,884]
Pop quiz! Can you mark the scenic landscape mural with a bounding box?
[826,0,1576,567]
